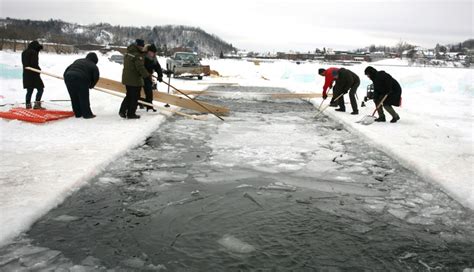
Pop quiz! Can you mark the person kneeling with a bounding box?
[63,52,100,119]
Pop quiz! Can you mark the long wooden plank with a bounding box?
[173,90,330,99]
[25,67,205,120]
[24,67,205,120]
[96,77,229,116]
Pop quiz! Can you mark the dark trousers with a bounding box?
[139,78,154,109]
[26,88,44,104]
[120,85,141,117]
[64,73,93,118]
[374,97,399,119]
[334,79,360,112]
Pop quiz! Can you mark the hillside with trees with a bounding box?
[0,17,237,56]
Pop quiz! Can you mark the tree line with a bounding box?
[0,18,236,56]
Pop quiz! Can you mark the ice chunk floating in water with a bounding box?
[218,234,255,254]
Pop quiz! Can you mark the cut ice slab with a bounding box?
[52,215,80,222]
[259,182,297,192]
[143,171,188,183]
[194,170,261,183]
[218,234,255,254]
[280,177,387,197]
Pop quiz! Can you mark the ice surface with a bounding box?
[218,234,256,254]
[1,51,473,249]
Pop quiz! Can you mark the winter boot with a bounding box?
[127,114,141,119]
[83,114,96,119]
[390,116,400,123]
[351,110,359,115]
[33,101,45,110]
[25,103,32,109]
[335,108,345,112]
[374,116,386,122]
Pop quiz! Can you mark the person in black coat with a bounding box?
[364,66,402,123]
[139,44,163,112]
[21,40,45,109]
[63,52,100,119]
[332,68,360,114]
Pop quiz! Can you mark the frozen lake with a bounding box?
[1,86,473,271]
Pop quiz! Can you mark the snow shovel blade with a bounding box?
[357,115,376,125]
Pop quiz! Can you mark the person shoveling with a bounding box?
[361,66,402,124]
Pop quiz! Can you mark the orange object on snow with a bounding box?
[0,108,75,123]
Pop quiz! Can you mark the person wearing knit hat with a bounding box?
[22,40,45,109]
[119,39,150,119]
[138,43,163,112]
[135,39,145,48]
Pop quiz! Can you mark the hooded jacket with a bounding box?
[121,44,150,86]
[21,41,44,89]
[64,53,100,88]
[364,66,402,106]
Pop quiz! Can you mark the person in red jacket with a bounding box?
[318,67,339,106]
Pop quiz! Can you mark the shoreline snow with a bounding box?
[1,51,473,247]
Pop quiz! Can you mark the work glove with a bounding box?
[323,94,328,100]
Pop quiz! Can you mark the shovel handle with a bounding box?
[371,94,388,116]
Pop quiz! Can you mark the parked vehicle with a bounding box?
[166,52,210,80]
[108,54,124,64]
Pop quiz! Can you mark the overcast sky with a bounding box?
[1,0,472,52]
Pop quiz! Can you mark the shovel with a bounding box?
[317,88,332,111]
[357,94,388,125]
[315,92,344,118]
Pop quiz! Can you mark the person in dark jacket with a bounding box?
[364,66,402,123]
[119,39,150,119]
[21,40,45,109]
[332,68,360,114]
[139,44,163,112]
[63,52,100,119]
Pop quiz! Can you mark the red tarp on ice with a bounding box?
[0,108,75,123]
